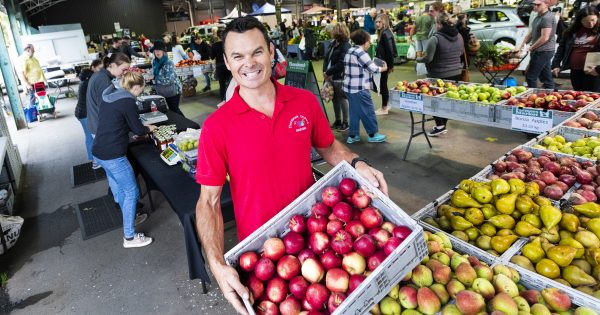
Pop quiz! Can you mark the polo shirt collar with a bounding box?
[229,78,295,115]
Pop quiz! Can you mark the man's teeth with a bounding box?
[243,70,261,78]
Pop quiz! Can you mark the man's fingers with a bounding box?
[228,273,250,300]
[223,291,249,315]
[374,170,389,196]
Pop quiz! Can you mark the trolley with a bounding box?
[33,82,57,121]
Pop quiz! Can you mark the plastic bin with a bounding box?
[224,161,427,315]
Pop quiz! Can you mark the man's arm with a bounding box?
[519,32,532,50]
[196,185,249,315]
[315,140,389,195]
[528,28,552,51]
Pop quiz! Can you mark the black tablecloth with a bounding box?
[157,111,200,132]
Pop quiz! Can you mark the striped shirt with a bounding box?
[343,46,380,94]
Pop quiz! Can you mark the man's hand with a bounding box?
[552,68,560,77]
[586,67,599,76]
[380,64,388,72]
[147,124,157,132]
[212,263,250,315]
[355,162,388,196]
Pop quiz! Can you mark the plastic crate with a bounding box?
[224,161,427,315]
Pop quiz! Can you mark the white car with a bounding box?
[465,7,528,46]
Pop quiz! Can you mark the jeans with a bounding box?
[165,94,184,116]
[416,39,428,52]
[94,156,139,239]
[346,90,379,137]
[570,69,600,92]
[78,117,93,161]
[27,88,36,107]
[203,73,211,88]
[380,70,390,108]
[92,133,118,204]
[216,64,232,101]
[331,80,348,123]
[526,50,555,89]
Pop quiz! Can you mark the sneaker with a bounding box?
[123,233,153,248]
[346,136,361,144]
[375,108,389,116]
[339,122,349,131]
[331,121,342,129]
[368,133,387,143]
[92,161,101,169]
[427,126,448,137]
[202,86,211,92]
[135,213,148,226]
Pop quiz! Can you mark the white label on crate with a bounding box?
[398,92,424,113]
[192,67,203,78]
[511,107,553,134]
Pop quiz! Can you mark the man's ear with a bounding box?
[224,53,231,71]
[269,42,275,59]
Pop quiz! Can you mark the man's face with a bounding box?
[533,2,548,13]
[224,28,274,91]
[430,9,440,17]
[26,47,34,57]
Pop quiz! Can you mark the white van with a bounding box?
[180,24,225,44]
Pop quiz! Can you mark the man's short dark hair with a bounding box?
[222,16,270,54]
[350,29,370,45]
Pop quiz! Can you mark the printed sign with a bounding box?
[511,107,553,133]
[398,92,424,113]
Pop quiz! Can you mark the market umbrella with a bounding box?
[301,5,334,15]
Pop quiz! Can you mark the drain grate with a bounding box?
[72,162,106,187]
[75,195,122,240]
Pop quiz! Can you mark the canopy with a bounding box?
[249,2,291,16]
[220,7,247,20]
[301,5,334,15]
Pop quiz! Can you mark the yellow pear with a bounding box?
[491,178,511,196]
[449,215,474,231]
[516,195,535,214]
[558,238,585,259]
[522,214,542,229]
[481,204,498,219]
[535,258,561,279]
[546,245,577,267]
[586,218,600,240]
[540,227,561,244]
[459,179,475,193]
[479,223,497,237]
[522,238,545,263]
[472,186,494,204]
[573,202,600,218]
[559,213,580,233]
[534,196,553,207]
[511,255,536,272]
[515,221,542,237]
[525,182,540,198]
[491,235,518,254]
[488,214,516,229]
[575,230,600,248]
[540,205,562,230]
[496,193,518,215]
[562,265,598,286]
[509,178,526,195]
[451,189,482,208]
[464,208,485,226]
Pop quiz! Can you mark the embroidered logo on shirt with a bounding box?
[288,115,309,132]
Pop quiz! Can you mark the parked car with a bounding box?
[465,7,527,46]
[180,24,225,44]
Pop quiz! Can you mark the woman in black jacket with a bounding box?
[552,6,600,92]
[456,13,471,71]
[303,22,316,60]
[75,59,102,166]
[375,13,397,115]
[323,24,351,131]
[211,30,231,101]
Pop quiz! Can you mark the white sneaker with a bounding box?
[135,213,148,226]
[123,233,153,248]
[375,108,389,116]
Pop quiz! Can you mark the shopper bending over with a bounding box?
[375,13,397,115]
[75,59,103,167]
[343,29,388,144]
[151,41,184,116]
[518,0,556,89]
[323,24,351,131]
[195,17,388,315]
[552,6,600,92]
[93,72,156,248]
[417,12,464,137]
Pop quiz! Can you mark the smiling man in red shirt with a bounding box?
[195,16,388,315]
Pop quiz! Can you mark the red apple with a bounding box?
[352,208,361,220]
[328,292,347,313]
[297,249,317,264]
[325,268,350,293]
[345,220,366,239]
[263,238,285,261]
[266,276,288,303]
[308,232,330,254]
[239,251,259,272]
[368,250,387,271]
[353,234,377,257]
[301,257,325,283]
[351,188,371,208]
[331,230,354,255]
[392,226,412,240]
[338,178,358,196]
[326,219,344,236]
[246,274,265,300]
[320,249,342,270]
[306,283,330,310]
[384,237,403,256]
[255,257,276,281]
[302,298,313,311]
[342,252,366,275]
[348,274,366,294]
[289,214,307,233]
[321,186,342,207]
[277,255,301,280]
[256,300,278,315]
[360,207,383,229]
[307,215,328,234]
[279,296,301,315]
[381,221,396,234]
[311,202,331,217]
[332,202,354,223]
[369,228,391,249]
[289,275,309,300]
[283,231,305,255]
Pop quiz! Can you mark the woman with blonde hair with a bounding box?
[323,23,351,130]
[375,13,397,115]
[93,72,157,248]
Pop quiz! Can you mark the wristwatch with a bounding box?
[351,157,371,168]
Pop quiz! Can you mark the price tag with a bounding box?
[398,92,424,113]
[192,66,203,78]
[511,107,553,134]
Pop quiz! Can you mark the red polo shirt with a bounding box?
[196,80,334,240]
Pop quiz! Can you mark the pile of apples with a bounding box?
[444,85,526,104]
[394,79,452,96]
[563,110,600,131]
[373,231,598,315]
[503,91,598,112]
[487,148,596,200]
[236,178,414,315]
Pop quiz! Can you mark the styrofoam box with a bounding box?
[505,241,600,312]
[224,161,427,315]
[411,190,525,264]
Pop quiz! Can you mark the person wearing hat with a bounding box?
[150,41,184,116]
[518,0,556,89]
[120,35,145,59]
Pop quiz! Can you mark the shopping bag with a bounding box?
[299,36,306,52]
[407,44,416,60]
[24,106,38,123]
[0,215,23,255]
[416,62,428,76]
[320,80,334,103]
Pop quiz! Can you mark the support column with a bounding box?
[6,0,23,53]
[337,0,342,22]
[0,22,27,129]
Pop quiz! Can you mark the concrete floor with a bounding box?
[0,61,571,314]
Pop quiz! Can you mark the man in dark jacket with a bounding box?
[303,23,317,60]
[108,38,122,55]
[75,61,101,166]
[192,37,212,92]
[120,36,145,59]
